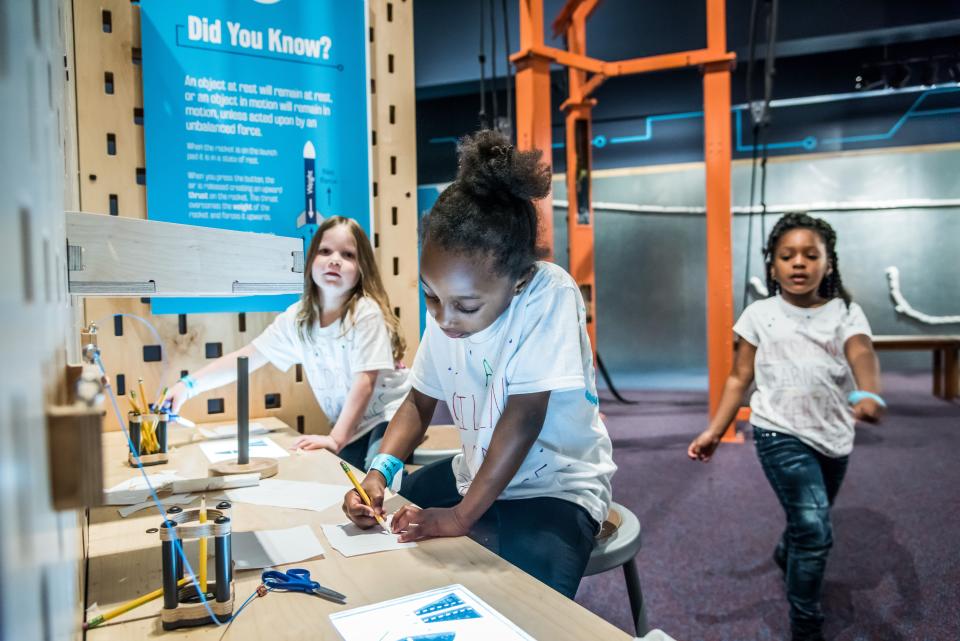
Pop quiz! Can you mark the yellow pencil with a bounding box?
[84,576,190,629]
[153,386,169,412]
[198,496,208,591]
[137,378,150,413]
[340,461,390,533]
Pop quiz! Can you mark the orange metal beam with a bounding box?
[563,7,598,352]
[703,0,737,441]
[515,0,555,257]
[552,0,601,37]
[514,1,736,436]
[604,49,735,76]
[511,45,733,78]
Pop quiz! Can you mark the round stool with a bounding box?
[411,424,461,465]
[585,502,647,636]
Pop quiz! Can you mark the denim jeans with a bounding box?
[753,426,849,640]
[337,421,388,471]
[399,457,599,599]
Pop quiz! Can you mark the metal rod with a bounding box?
[237,356,249,465]
[214,518,231,603]
[160,520,179,610]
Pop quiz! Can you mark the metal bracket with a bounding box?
[232,281,300,294]
[69,281,157,295]
[67,244,84,272]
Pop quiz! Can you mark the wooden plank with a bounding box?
[74,0,146,219]
[872,335,960,350]
[66,211,302,296]
[369,0,422,359]
[86,421,631,640]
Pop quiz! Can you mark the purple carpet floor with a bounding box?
[574,372,960,641]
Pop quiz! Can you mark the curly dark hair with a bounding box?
[763,212,851,306]
[422,129,552,279]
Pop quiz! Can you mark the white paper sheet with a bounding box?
[104,471,185,505]
[232,525,326,570]
[106,471,182,493]
[226,479,347,513]
[321,518,416,558]
[197,422,271,440]
[117,493,196,518]
[198,436,290,463]
[329,584,535,641]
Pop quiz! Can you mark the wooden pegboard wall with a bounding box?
[73,0,420,432]
[369,0,421,362]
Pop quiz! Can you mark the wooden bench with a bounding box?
[872,335,960,400]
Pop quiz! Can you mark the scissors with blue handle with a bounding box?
[261,568,347,604]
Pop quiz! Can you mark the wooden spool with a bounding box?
[208,457,278,479]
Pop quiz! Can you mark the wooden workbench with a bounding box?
[85,418,631,640]
[872,335,960,400]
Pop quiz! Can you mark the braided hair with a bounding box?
[422,129,552,279]
[763,213,851,306]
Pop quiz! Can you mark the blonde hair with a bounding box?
[296,216,406,362]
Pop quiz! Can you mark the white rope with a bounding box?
[749,276,769,298]
[552,198,960,216]
[885,266,960,325]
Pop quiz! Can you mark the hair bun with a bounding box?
[455,129,551,202]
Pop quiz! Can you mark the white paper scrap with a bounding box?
[104,471,185,505]
[198,422,271,440]
[233,525,325,570]
[198,437,290,463]
[321,518,416,558]
[226,479,347,513]
[106,471,183,493]
[118,493,196,518]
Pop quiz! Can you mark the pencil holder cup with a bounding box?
[159,507,234,630]
[127,411,169,467]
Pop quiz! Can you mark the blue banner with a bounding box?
[141,0,371,313]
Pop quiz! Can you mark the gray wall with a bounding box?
[552,146,960,379]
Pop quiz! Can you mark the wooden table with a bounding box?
[872,335,960,400]
[85,418,631,640]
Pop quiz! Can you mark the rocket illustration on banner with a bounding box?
[297,140,319,228]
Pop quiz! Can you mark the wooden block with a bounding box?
[208,457,278,479]
[47,403,104,510]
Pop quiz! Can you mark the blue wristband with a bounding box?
[180,375,198,399]
[848,390,886,408]
[369,453,404,488]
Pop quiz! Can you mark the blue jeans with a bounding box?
[338,421,388,471]
[754,426,849,640]
[399,457,599,599]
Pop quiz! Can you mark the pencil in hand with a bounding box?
[339,461,390,534]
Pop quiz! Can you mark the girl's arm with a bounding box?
[391,390,550,542]
[292,370,378,452]
[687,340,757,462]
[167,344,269,413]
[342,388,437,528]
[844,334,884,423]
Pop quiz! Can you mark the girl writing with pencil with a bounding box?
[342,130,617,599]
[168,216,411,471]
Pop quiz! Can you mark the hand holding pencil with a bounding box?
[340,461,391,534]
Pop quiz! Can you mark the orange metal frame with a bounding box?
[513,0,741,439]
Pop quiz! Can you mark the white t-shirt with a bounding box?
[734,296,873,457]
[252,297,411,442]
[410,261,616,526]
